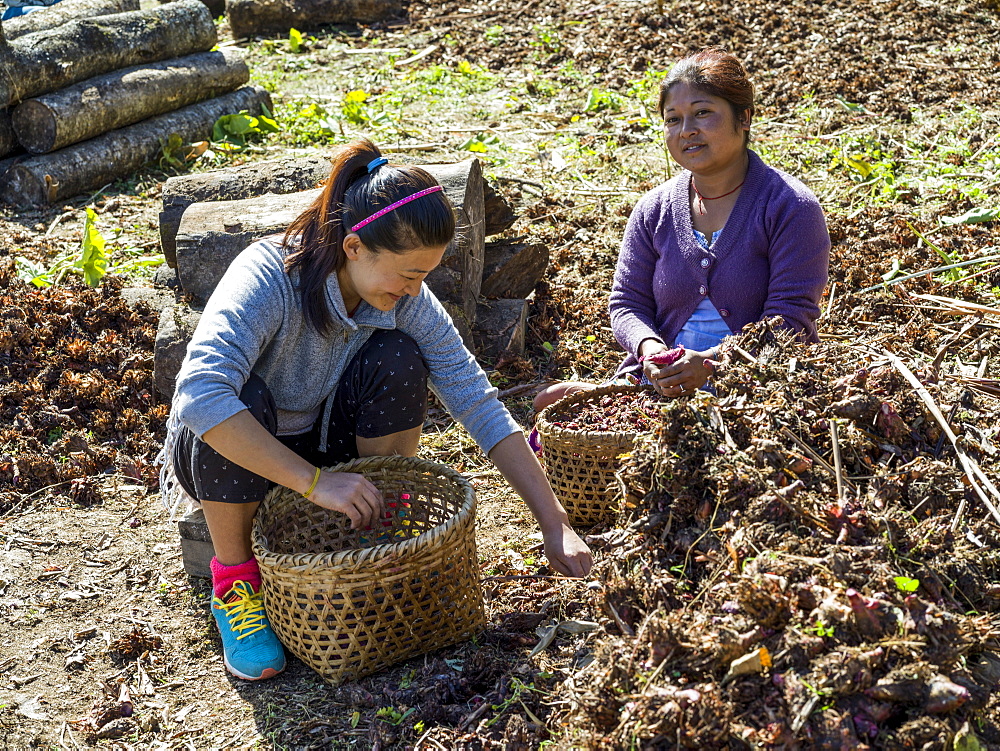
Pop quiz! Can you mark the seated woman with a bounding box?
[534,47,830,412]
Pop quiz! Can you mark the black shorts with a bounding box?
[171,330,429,503]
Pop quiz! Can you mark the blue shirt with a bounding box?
[675,229,731,354]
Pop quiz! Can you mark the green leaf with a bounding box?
[845,155,872,179]
[954,722,987,751]
[835,95,869,114]
[220,113,255,136]
[893,575,920,593]
[74,208,108,287]
[256,113,280,133]
[349,711,360,728]
[881,257,902,282]
[940,207,1000,226]
[15,256,51,288]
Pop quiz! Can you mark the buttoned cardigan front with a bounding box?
[609,149,831,376]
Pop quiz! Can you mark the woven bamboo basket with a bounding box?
[251,456,485,686]
[535,384,654,527]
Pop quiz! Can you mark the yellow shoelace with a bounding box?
[214,581,267,640]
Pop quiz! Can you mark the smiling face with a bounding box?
[337,235,447,313]
[662,82,751,178]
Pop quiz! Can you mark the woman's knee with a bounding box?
[533,382,595,413]
[361,330,428,381]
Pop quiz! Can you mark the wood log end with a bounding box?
[11,99,57,155]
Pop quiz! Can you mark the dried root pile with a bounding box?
[546,390,668,433]
[560,319,1000,749]
[0,259,166,512]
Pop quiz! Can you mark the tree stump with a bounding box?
[3,0,140,41]
[12,48,249,154]
[0,0,217,108]
[420,160,484,338]
[0,85,271,206]
[481,241,549,299]
[226,0,402,39]
[158,155,516,267]
[153,304,202,399]
[474,299,528,360]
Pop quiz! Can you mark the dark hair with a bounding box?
[658,47,755,144]
[284,138,456,335]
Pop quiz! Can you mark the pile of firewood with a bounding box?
[151,155,548,400]
[0,0,270,206]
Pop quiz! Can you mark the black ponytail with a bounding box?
[284,138,455,335]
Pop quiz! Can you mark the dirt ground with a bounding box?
[2,0,1000,747]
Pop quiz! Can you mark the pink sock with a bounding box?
[210,556,261,599]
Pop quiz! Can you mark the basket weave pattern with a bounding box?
[252,456,485,685]
[536,384,652,526]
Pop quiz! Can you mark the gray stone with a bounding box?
[153,304,202,399]
[178,507,213,578]
[119,285,174,314]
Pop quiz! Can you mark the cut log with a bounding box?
[159,155,331,266]
[154,303,202,399]
[0,152,27,181]
[419,160,484,336]
[226,0,402,39]
[483,178,517,236]
[0,108,14,158]
[158,156,516,266]
[13,48,249,154]
[172,160,485,332]
[3,0,139,41]
[481,241,549,299]
[0,0,217,108]
[175,189,317,305]
[474,299,528,360]
[0,85,271,206]
[188,0,226,19]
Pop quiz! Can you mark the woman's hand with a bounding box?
[487,433,594,578]
[543,523,594,578]
[646,347,717,397]
[306,471,385,530]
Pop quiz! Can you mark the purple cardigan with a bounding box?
[609,149,830,377]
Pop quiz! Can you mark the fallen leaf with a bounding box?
[18,695,48,720]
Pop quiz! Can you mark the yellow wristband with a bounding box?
[302,467,321,499]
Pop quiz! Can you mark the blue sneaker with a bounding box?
[211,581,286,681]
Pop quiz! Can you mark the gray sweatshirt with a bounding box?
[172,238,520,454]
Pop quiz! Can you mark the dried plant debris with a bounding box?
[0,259,167,513]
[559,319,1000,749]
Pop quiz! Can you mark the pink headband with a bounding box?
[349,186,443,233]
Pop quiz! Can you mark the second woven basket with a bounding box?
[535,384,654,527]
[252,456,485,685]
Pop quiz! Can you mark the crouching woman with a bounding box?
[160,139,592,681]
